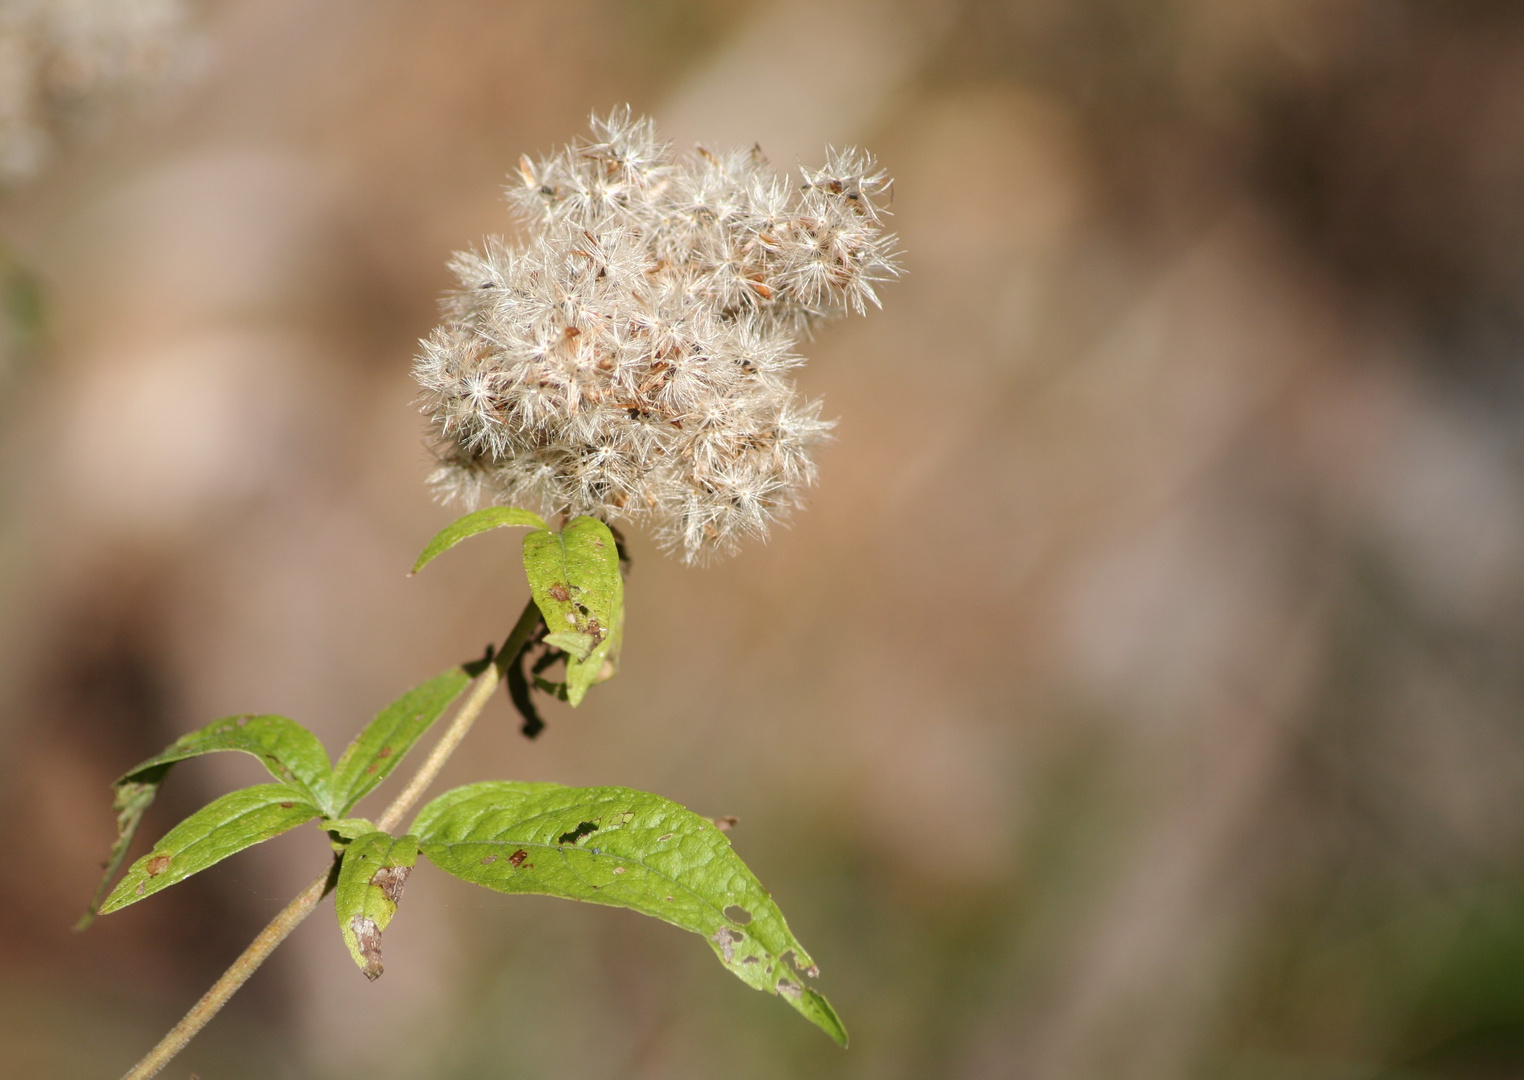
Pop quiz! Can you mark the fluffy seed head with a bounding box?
[415,108,897,563]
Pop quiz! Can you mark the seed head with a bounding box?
[414,108,897,563]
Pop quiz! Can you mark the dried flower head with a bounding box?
[414,108,897,563]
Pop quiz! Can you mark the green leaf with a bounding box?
[75,767,169,930]
[324,817,376,851]
[413,782,846,1045]
[329,668,472,815]
[411,507,550,574]
[78,714,334,925]
[521,516,624,707]
[100,784,322,915]
[117,714,333,806]
[335,831,419,980]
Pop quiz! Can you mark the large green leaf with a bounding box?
[411,507,549,574]
[329,668,473,815]
[521,517,624,707]
[100,784,323,914]
[413,782,845,1045]
[335,831,419,980]
[78,714,334,926]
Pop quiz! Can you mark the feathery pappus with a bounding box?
[414,108,898,563]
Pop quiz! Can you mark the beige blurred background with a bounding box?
[4,1,1524,1077]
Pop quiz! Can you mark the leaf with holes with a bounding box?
[335,831,419,980]
[77,714,334,926]
[411,507,549,574]
[100,784,323,915]
[329,668,472,815]
[521,517,624,707]
[413,782,845,1045]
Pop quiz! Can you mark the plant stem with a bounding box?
[118,870,334,1080]
[377,598,540,832]
[118,598,541,1080]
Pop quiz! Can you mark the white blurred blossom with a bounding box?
[416,109,898,562]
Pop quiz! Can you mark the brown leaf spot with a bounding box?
[145,855,171,877]
[612,866,626,875]
[656,833,674,843]
[364,764,378,774]
[776,977,802,1000]
[371,865,411,905]
[549,584,571,603]
[279,802,294,809]
[377,746,393,759]
[481,854,497,864]
[350,915,384,980]
[509,849,529,868]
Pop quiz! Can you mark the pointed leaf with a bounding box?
[413,782,845,1045]
[521,517,624,707]
[79,715,333,925]
[335,831,419,980]
[116,714,332,806]
[75,767,169,929]
[100,784,323,915]
[329,668,473,815]
[411,507,549,574]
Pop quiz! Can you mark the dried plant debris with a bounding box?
[415,108,898,562]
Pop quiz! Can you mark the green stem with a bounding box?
[118,598,541,1080]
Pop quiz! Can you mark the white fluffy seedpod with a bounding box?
[415,108,898,563]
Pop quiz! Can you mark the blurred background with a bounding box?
[3,0,1524,1077]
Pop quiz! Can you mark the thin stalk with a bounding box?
[377,597,540,832]
[119,598,542,1080]
[118,870,334,1080]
